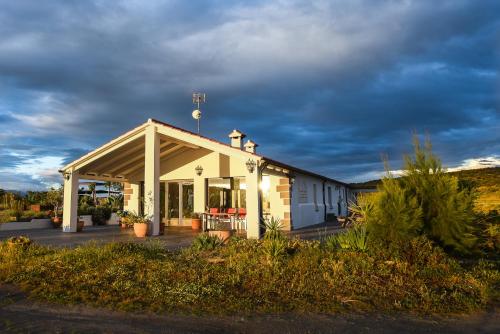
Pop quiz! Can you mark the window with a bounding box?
[207,177,246,211]
[313,184,318,211]
[328,186,333,209]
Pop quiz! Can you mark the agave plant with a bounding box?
[261,216,284,240]
[191,233,223,251]
[325,224,368,252]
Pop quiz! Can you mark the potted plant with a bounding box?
[46,187,63,226]
[208,220,234,243]
[128,212,150,238]
[191,213,202,230]
[51,215,62,228]
[116,210,130,229]
[77,216,84,232]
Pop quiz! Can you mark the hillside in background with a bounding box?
[350,167,500,213]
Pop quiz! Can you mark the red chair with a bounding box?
[238,208,246,216]
[227,208,237,214]
[209,208,219,214]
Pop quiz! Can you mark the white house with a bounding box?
[60,119,352,238]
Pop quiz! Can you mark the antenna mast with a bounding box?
[192,93,205,134]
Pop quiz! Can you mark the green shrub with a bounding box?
[354,136,477,254]
[364,177,423,246]
[325,224,368,252]
[90,206,112,225]
[0,209,21,223]
[0,239,497,315]
[262,216,284,241]
[263,238,288,264]
[475,211,500,257]
[401,137,476,253]
[191,233,223,251]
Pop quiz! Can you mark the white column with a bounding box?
[62,170,79,232]
[245,161,261,239]
[144,125,160,236]
[193,174,206,214]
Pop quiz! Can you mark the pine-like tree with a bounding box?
[399,136,476,253]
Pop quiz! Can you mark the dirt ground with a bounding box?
[0,285,498,334]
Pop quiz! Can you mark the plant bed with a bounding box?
[0,237,498,315]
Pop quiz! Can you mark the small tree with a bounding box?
[357,135,477,254]
[46,187,63,216]
[88,182,97,204]
[399,136,476,253]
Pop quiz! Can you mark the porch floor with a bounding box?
[0,223,344,249]
[0,226,201,250]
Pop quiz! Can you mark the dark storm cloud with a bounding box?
[0,0,498,189]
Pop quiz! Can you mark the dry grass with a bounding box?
[0,237,498,315]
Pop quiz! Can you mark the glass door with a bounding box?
[167,182,180,225]
[182,182,194,223]
[166,181,194,226]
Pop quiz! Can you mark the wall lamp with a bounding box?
[60,170,71,181]
[246,159,256,173]
[195,165,204,176]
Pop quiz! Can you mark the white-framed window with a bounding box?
[313,183,318,211]
[328,186,333,209]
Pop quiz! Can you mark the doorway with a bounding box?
[166,181,194,226]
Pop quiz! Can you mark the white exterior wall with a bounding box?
[324,181,349,217]
[290,173,351,229]
[290,173,325,229]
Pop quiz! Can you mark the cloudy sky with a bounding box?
[0,0,499,190]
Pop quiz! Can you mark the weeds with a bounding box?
[0,237,497,315]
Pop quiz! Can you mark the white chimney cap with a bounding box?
[244,139,258,148]
[228,129,246,138]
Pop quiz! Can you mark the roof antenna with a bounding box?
[192,92,205,134]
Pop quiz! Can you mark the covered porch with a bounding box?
[60,119,264,238]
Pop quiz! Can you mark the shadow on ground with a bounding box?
[0,284,498,334]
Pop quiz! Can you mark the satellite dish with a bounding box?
[192,109,202,120]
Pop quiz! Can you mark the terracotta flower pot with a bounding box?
[191,218,202,230]
[51,216,62,228]
[77,220,84,232]
[134,223,148,238]
[208,230,234,243]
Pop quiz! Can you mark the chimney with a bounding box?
[228,129,246,149]
[244,139,258,154]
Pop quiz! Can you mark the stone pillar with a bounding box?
[144,124,160,236]
[124,182,140,214]
[62,170,79,232]
[278,177,292,231]
[245,161,261,239]
[193,174,206,214]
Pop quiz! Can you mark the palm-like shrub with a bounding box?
[191,233,223,251]
[261,216,284,240]
[325,224,368,252]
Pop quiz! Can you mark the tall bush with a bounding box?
[399,137,476,253]
[357,136,476,254]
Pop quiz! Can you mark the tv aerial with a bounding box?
[192,93,205,134]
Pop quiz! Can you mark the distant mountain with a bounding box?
[0,189,27,197]
[350,167,500,213]
[350,167,500,189]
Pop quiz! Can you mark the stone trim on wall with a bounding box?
[123,182,131,208]
[276,178,292,231]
